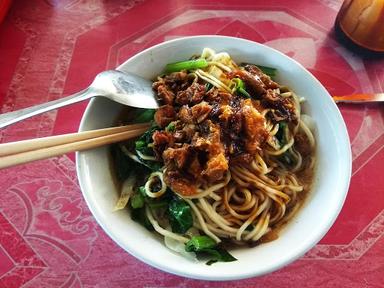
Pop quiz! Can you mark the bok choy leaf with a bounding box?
[133,109,156,123]
[168,198,193,234]
[185,235,237,265]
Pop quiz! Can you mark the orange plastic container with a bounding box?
[335,0,384,56]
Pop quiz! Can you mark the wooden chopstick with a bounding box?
[0,122,149,156]
[0,123,150,169]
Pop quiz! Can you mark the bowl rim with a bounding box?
[76,35,352,280]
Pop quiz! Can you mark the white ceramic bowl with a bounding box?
[76,36,351,280]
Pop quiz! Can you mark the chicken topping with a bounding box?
[151,64,295,196]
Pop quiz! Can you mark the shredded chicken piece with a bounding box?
[191,101,212,123]
[163,145,192,169]
[163,169,197,196]
[202,153,228,182]
[242,99,268,153]
[152,131,174,159]
[176,82,205,105]
[154,105,176,128]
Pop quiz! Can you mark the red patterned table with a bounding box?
[0,0,383,287]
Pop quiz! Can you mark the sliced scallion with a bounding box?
[165,59,208,73]
[240,63,278,77]
[238,87,251,98]
[256,65,277,77]
[233,78,251,98]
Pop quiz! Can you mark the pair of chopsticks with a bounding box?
[0,122,150,169]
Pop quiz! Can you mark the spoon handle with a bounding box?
[0,88,95,129]
[333,93,384,103]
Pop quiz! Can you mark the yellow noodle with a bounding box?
[144,171,167,198]
[121,51,317,250]
[145,207,189,243]
[184,199,221,243]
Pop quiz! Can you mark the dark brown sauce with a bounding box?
[269,144,316,243]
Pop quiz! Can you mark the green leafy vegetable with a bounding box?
[204,248,237,265]
[238,87,250,98]
[138,186,147,196]
[111,144,148,182]
[131,193,145,209]
[165,59,208,73]
[137,186,172,209]
[256,65,277,77]
[185,235,216,251]
[245,224,254,231]
[135,126,159,156]
[111,144,132,182]
[165,122,175,132]
[274,122,296,166]
[185,236,237,265]
[134,126,162,171]
[135,140,146,150]
[133,109,156,123]
[205,82,213,91]
[147,199,169,209]
[131,207,153,231]
[168,199,193,234]
[275,122,287,146]
[240,63,277,78]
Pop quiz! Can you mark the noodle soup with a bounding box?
[77,36,351,279]
[112,48,315,264]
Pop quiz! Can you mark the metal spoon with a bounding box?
[0,70,159,129]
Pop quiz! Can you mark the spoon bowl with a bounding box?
[91,70,158,109]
